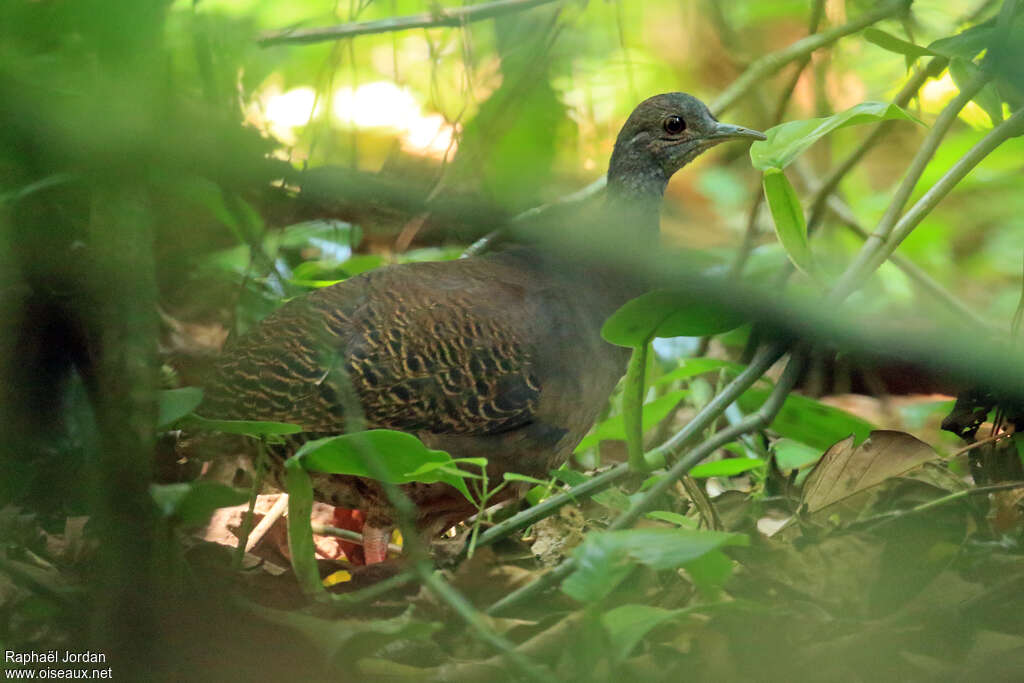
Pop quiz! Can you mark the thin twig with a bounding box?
[948,433,1012,459]
[259,0,562,46]
[418,563,556,682]
[710,0,911,116]
[824,194,991,329]
[311,522,404,555]
[233,439,268,569]
[828,70,995,303]
[244,492,289,553]
[804,56,949,234]
[850,481,1024,531]
[857,107,1024,286]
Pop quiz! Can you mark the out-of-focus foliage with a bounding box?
[3,0,1024,681]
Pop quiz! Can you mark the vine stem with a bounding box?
[474,342,785,552]
[259,0,561,46]
[487,345,803,615]
[827,71,994,303]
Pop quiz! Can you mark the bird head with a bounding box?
[608,92,765,197]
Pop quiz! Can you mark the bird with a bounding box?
[199,93,764,565]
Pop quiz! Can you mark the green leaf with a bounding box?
[592,487,632,511]
[864,28,936,64]
[949,58,1004,125]
[750,101,920,171]
[772,438,823,470]
[503,472,550,486]
[762,169,814,276]
[927,18,1011,60]
[601,604,688,663]
[645,510,697,527]
[653,358,747,387]
[738,389,874,451]
[575,389,687,452]
[157,387,204,429]
[602,290,746,348]
[562,528,748,602]
[284,460,324,596]
[181,414,303,436]
[688,458,766,478]
[294,430,473,503]
[683,549,735,597]
[150,482,248,527]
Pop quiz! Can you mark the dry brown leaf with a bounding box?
[802,430,938,513]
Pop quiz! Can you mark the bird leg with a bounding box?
[362,524,393,565]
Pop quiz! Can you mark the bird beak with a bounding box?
[708,122,767,142]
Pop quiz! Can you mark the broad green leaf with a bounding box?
[562,528,748,602]
[157,387,204,429]
[602,290,745,348]
[653,358,747,386]
[294,430,472,502]
[738,389,874,451]
[949,58,1004,125]
[750,102,920,171]
[150,482,248,527]
[772,438,823,470]
[762,169,814,276]
[689,458,766,478]
[182,414,303,436]
[575,389,687,452]
[601,604,688,663]
[926,15,1024,60]
[864,28,936,65]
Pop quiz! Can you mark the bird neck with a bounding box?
[604,147,668,239]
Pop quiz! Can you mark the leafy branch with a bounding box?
[258,0,563,46]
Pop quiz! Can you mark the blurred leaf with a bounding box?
[950,58,1004,125]
[592,487,631,511]
[864,28,936,64]
[601,604,687,663]
[575,389,687,452]
[284,460,322,596]
[249,602,440,666]
[689,458,766,478]
[157,387,204,429]
[802,431,938,513]
[683,548,735,597]
[294,430,472,502]
[653,358,747,387]
[150,482,248,527]
[762,168,814,276]
[926,14,1024,60]
[750,102,921,171]
[738,389,874,451]
[772,438,823,470]
[645,510,697,527]
[602,290,745,347]
[503,472,550,486]
[563,528,748,602]
[181,414,302,436]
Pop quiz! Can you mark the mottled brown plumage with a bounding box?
[200,93,764,563]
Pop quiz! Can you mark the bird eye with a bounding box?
[663,115,686,135]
